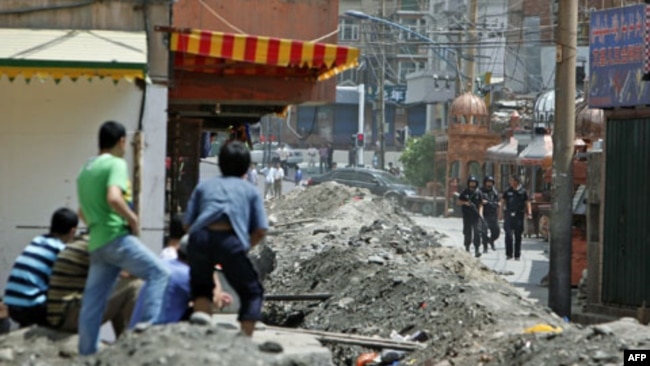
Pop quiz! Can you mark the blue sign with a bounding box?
[365,84,407,103]
[588,5,650,108]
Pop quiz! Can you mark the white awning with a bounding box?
[0,29,147,81]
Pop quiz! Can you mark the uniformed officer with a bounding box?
[501,175,532,260]
[480,176,500,253]
[457,176,483,258]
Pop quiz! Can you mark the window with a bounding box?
[337,68,358,84]
[339,19,360,41]
[356,172,376,183]
[334,171,356,181]
[399,18,427,41]
[398,61,426,82]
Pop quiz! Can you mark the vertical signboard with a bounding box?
[589,5,650,108]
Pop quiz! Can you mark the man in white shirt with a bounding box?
[277,144,290,173]
[247,163,258,186]
[263,163,275,199]
[273,162,284,198]
[307,145,317,172]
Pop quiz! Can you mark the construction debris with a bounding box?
[257,182,650,365]
[0,182,648,365]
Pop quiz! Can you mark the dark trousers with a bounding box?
[188,229,264,322]
[462,216,481,251]
[504,215,524,258]
[482,214,500,248]
[0,318,8,334]
[320,158,327,173]
[8,304,47,327]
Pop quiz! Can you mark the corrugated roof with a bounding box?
[0,29,146,64]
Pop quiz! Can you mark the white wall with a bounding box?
[0,76,166,292]
[139,84,167,252]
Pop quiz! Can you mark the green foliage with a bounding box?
[398,134,438,188]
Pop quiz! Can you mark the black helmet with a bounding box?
[484,175,495,184]
[467,175,479,186]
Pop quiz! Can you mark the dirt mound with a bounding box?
[261,185,649,365]
[268,182,372,222]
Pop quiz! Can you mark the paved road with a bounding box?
[409,215,551,307]
[201,160,550,306]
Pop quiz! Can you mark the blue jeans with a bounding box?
[78,235,170,355]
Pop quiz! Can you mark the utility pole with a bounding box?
[377,0,386,170]
[549,0,577,319]
[465,0,479,94]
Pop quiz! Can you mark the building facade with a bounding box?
[0,0,171,293]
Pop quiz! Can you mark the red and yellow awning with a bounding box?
[167,28,359,81]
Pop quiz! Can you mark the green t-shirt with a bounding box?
[77,154,132,252]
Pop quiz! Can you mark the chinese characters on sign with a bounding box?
[589,5,650,108]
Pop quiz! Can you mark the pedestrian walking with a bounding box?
[457,176,483,258]
[262,163,275,199]
[307,145,317,172]
[319,144,328,174]
[480,176,500,253]
[294,166,303,185]
[273,162,284,198]
[246,163,258,186]
[327,143,334,171]
[277,144,289,173]
[183,141,268,336]
[501,175,533,260]
[76,121,169,355]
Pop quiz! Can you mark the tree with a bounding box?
[398,134,438,188]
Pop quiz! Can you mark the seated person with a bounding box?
[3,208,78,327]
[130,237,232,326]
[46,236,142,337]
[160,214,185,260]
[0,300,9,334]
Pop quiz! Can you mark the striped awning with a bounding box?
[167,28,360,81]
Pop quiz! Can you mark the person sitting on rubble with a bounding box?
[0,299,10,334]
[45,235,143,337]
[184,141,268,336]
[160,214,185,260]
[456,176,484,258]
[3,208,78,328]
[130,223,233,326]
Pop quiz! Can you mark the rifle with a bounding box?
[469,202,488,227]
[453,192,487,226]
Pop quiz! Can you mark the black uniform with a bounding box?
[502,185,529,259]
[480,186,500,251]
[458,185,483,256]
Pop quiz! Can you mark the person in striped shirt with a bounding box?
[3,208,78,327]
[46,237,142,337]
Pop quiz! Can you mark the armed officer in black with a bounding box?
[501,175,532,260]
[457,176,483,258]
[480,176,500,253]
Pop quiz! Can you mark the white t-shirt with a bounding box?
[274,167,285,181]
[160,246,177,260]
[266,167,276,183]
[277,147,289,161]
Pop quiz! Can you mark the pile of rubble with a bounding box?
[258,182,650,365]
[1,182,648,366]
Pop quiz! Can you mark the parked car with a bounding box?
[250,142,304,168]
[306,168,418,204]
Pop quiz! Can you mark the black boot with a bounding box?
[490,241,496,251]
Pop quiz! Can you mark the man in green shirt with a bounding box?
[77,121,169,355]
